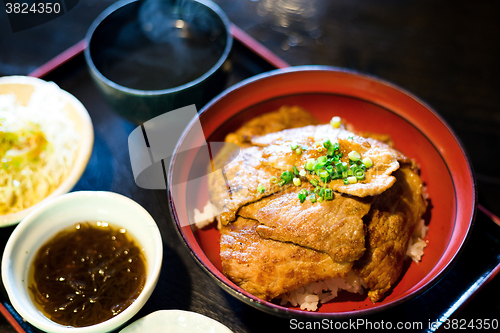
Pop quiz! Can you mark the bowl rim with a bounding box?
[167,65,477,318]
[120,309,233,332]
[83,0,233,96]
[1,190,163,332]
[0,75,94,227]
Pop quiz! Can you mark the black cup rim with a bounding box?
[84,0,233,96]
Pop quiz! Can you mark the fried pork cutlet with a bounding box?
[207,146,292,226]
[211,123,408,226]
[252,124,410,197]
[238,186,372,263]
[220,217,352,301]
[224,105,320,147]
[208,106,427,305]
[354,165,427,302]
[208,107,319,226]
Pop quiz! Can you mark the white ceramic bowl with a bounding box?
[1,191,163,333]
[0,75,94,227]
[119,310,232,333]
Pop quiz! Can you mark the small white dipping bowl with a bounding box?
[1,191,163,333]
[0,75,94,227]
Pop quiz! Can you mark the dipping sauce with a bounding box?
[28,221,146,327]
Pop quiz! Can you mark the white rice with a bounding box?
[277,271,367,311]
[406,218,429,263]
[193,201,219,229]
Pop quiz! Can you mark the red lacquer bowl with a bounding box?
[167,66,476,318]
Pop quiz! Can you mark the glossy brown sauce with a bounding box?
[28,221,146,327]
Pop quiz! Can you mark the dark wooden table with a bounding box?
[1,1,499,332]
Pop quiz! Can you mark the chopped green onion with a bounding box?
[298,189,308,203]
[330,116,341,128]
[318,170,329,180]
[305,158,315,171]
[313,163,324,174]
[330,169,340,179]
[293,165,299,176]
[347,176,357,184]
[325,189,333,200]
[317,146,324,152]
[299,170,306,177]
[316,156,327,166]
[343,178,349,185]
[309,193,317,203]
[355,169,365,180]
[278,179,286,186]
[318,197,324,203]
[269,176,278,184]
[257,184,266,193]
[293,177,301,186]
[327,145,336,157]
[348,150,361,161]
[295,148,302,155]
[362,157,373,168]
[323,139,332,149]
[310,178,319,187]
[281,171,293,183]
[290,144,299,151]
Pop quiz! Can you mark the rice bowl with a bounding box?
[168,66,476,318]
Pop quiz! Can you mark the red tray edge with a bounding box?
[27,23,290,79]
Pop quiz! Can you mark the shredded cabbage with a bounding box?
[0,82,79,215]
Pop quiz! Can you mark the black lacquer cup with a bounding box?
[85,0,233,124]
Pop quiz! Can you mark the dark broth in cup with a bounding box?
[28,221,146,327]
[89,0,227,91]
